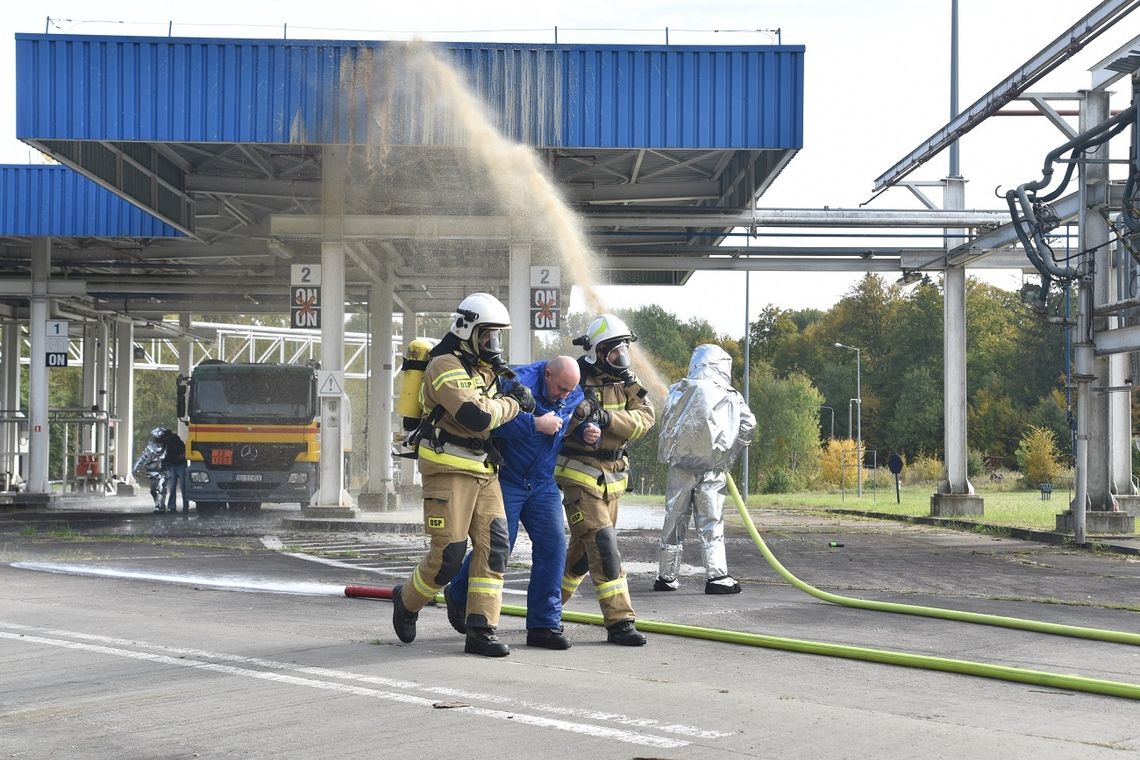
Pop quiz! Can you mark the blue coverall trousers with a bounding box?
[450,477,567,630]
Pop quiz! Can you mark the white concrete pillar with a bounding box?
[4,321,23,485]
[0,321,13,484]
[932,176,981,515]
[115,319,135,483]
[1083,89,1129,508]
[27,239,50,494]
[96,317,110,487]
[508,242,532,364]
[318,146,347,509]
[361,275,395,509]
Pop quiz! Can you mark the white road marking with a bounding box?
[0,622,729,742]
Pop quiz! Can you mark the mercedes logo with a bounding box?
[240,445,259,461]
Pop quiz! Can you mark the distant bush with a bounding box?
[761,467,798,494]
[819,438,858,490]
[1015,425,1061,488]
[904,453,944,485]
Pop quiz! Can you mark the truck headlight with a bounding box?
[287,472,308,484]
[190,472,210,483]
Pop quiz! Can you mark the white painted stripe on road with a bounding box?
[0,623,725,743]
[0,629,688,749]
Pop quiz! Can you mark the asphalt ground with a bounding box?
[2,494,1140,758]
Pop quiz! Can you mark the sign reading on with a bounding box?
[530,265,561,331]
[530,288,559,330]
[290,264,321,329]
[291,286,321,329]
[45,320,69,367]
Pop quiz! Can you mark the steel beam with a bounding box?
[874,0,1140,190]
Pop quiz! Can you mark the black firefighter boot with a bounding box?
[606,620,647,646]
[465,627,510,657]
[391,584,418,643]
[443,584,467,635]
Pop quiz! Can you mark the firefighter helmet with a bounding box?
[450,292,511,363]
[574,314,637,375]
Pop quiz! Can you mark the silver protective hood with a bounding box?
[657,344,753,471]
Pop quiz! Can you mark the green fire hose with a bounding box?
[723,473,1140,647]
[447,474,1140,700]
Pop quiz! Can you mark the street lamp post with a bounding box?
[820,405,835,440]
[834,342,862,497]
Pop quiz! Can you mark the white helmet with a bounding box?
[575,313,637,374]
[450,292,511,363]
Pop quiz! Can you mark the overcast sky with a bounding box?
[2,1,1137,337]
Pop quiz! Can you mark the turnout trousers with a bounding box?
[399,470,509,628]
[658,468,729,581]
[560,484,635,626]
[451,477,568,630]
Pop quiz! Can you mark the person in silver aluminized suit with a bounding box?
[654,344,756,594]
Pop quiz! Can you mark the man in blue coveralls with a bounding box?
[445,355,583,650]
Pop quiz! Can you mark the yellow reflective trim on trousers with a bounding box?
[594,576,628,601]
[412,567,440,598]
[555,465,602,489]
[561,574,583,595]
[418,445,491,472]
[468,577,504,596]
[432,368,471,390]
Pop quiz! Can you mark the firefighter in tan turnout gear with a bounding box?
[391,292,536,657]
[556,314,655,645]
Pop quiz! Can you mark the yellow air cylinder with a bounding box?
[395,337,438,422]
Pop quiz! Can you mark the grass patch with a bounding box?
[735,485,1084,533]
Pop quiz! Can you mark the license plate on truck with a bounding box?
[234,473,263,482]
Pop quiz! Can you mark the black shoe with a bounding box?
[391,584,418,643]
[705,576,741,594]
[526,627,571,650]
[606,620,646,646]
[465,627,509,657]
[443,585,467,635]
[653,576,678,591]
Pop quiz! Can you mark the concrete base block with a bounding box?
[356,491,396,512]
[301,505,356,519]
[1113,495,1140,517]
[117,483,138,497]
[1055,510,1135,534]
[930,493,984,517]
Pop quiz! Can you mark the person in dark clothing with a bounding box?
[161,429,190,514]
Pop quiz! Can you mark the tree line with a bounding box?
[548,273,1076,494]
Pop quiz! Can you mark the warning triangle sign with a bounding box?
[318,371,344,397]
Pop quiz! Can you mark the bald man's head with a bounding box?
[543,355,580,403]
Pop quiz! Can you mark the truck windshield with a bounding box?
[189,366,315,424]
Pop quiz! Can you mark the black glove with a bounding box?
[573,396,609,427]
[506,384,536,413]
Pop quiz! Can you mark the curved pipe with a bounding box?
[724,474,1140,647]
